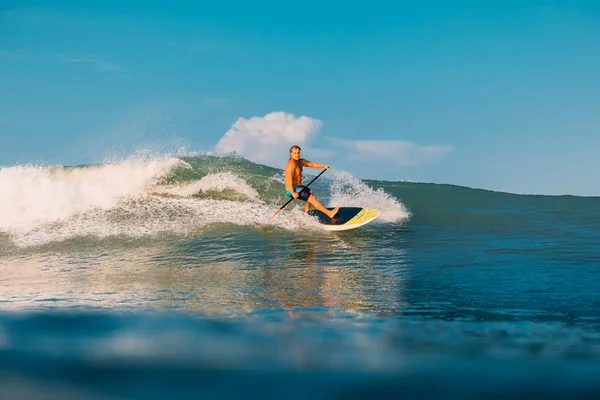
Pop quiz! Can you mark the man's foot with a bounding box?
[326,206,340,219]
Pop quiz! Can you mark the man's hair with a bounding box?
[289,145,301,153]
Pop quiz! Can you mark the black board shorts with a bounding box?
[285,186,311,202]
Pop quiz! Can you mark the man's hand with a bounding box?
[324,164,331,170]
[292,191,299,199]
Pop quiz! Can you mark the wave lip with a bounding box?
[154,171,260,199]
[0,158,183,232]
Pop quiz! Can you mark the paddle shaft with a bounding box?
[261,168,328,229]
[278,168,328,211]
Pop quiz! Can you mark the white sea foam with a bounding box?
[155,172,260,199]
[0,156,325,247]
[6,196,322,248]
[0,158,185,232]
[328,170,410,222]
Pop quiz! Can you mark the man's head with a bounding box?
[289,145,301,160]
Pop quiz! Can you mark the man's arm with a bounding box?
[300,159,330,169]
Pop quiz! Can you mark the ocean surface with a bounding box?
[1,154,599,399]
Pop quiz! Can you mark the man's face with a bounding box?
[290,148,301,160]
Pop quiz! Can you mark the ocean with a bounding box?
[1,154,599,399]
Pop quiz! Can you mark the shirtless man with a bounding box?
[284,145,339,219]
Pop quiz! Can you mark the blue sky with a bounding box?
[1,0,599,195]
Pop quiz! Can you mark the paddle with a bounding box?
[261,168,328,230]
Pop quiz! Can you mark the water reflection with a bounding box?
[0,229,409,316]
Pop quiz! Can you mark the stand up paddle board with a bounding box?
[308,207,381,231]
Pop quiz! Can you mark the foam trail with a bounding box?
[0,158,184,232]
[328,171,410,222]
[7,196,323,248]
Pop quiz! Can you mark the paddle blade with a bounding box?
[261,209,281,230]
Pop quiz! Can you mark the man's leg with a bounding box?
[304,189,312,212]
[307,194,339,219]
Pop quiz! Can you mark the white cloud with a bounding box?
[327,138,454,166]
[0,50,31,59]
[52,53,120,71]
[215,112,323,167]
[203,97,230,111]
[214,112,453,169]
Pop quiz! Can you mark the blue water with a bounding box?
[1,155,599,399]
